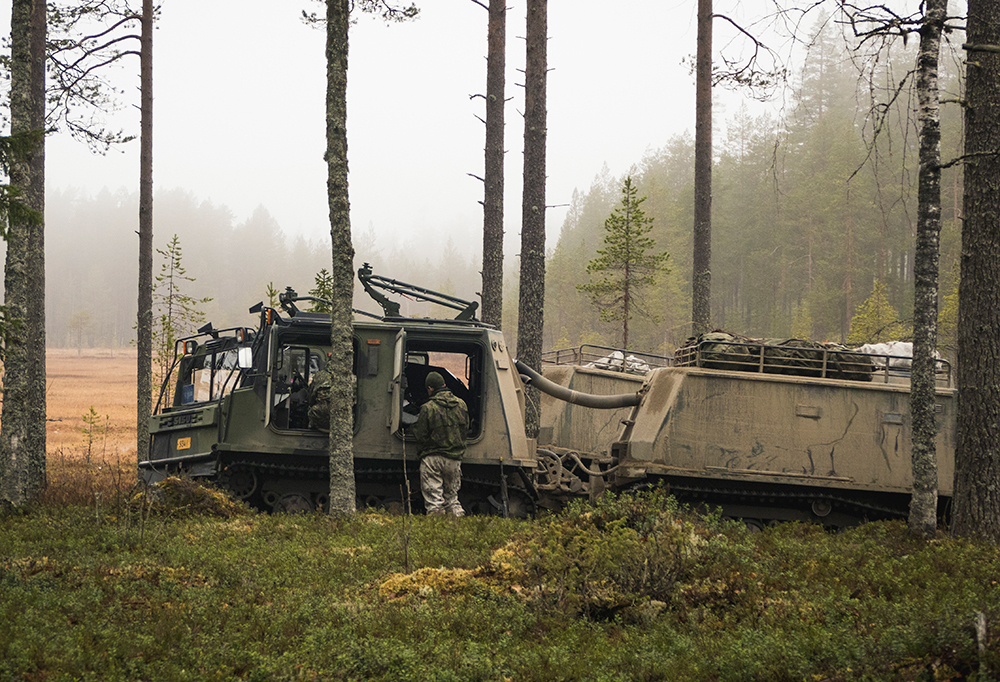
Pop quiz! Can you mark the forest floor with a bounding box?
[0,351,998,680]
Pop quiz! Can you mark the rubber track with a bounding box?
[651,478,908,523]
[219,458,534,516]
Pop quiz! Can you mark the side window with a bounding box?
[402,339,484,439]
[271,345,327,430]
[270,342,358,431]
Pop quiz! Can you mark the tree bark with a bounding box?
[953,0,1000,543]
[517,0,547,438]
[691,0,713,336]
[326,0,357,515]
[480,0,506,328]
[1,0,47,506]
[136,0,154,467]
[908,0,947,539]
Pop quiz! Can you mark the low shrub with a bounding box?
[477,489,725,620]
[4,481,1000,681]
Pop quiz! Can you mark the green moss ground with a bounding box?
[1,489,998,682]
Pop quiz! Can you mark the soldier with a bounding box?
[412,371,468,516]
[306,357,333,432]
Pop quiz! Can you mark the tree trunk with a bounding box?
[517,0,547,438]
[326,0,356,515]
[480,0,506,328]
[953,0,1000,543]
[136,0,154,467]
[908,0,947,539]
[691,0,713,336]
[1,0,46,506]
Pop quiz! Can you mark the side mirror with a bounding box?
[237,347,254,369]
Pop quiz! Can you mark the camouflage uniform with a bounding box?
[307,367,333,432]
[412,374,468,516]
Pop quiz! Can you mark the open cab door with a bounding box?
[390,328,406,434]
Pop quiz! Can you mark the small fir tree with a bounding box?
[791,303,813,340]
[308,269,334,313]
[846,280,910,345]
[577,176,670,349]
[265,282,280,308]
[152,234,212,389]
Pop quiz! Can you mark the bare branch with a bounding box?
[47,14,139,56]
[940,150,1000,170]
[707,11,789,100]
[964,42,1000,53]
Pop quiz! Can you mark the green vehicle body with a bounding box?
[141,276,536,515]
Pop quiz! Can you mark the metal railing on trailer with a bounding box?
[540,344,673,371]
[673,338,953,388]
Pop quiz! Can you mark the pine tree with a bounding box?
[846,280,910,346]
[953,0,1000,543]
[318,0,417,516]
[151,234,212,390]
[691,0,712,336]
[577,176,670,349]
[517,0,548,438]
[478,0,506,328]
[1,0,46,507]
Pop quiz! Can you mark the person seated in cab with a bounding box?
[307,355,333,432]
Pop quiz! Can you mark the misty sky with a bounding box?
[3,1,762,259]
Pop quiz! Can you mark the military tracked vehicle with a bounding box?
[140,265,957,527]
[140,265,536,515]
[532,334,957,528]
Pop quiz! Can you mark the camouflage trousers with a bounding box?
[419,455,464,517]
[307,402,330,432]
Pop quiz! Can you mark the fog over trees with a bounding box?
[38,19,962,363]
[41,186,486,350]
[548,19,964,357]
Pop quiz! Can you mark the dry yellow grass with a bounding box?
[47,348,138,455]
[42,348,140,505]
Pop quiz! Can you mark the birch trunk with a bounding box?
[908,0,947,539]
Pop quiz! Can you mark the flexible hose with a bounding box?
[515,360,642,409]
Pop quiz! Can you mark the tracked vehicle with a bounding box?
[140,265,536,515]
[141,266,958,527]
[532,335,957,528]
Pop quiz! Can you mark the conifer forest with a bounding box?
[37,20,962,363]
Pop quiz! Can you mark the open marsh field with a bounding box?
[43,349,139,501]
[47,348,138,454]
